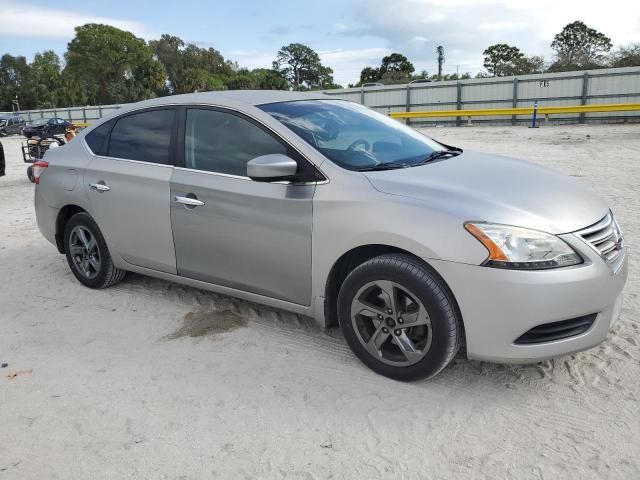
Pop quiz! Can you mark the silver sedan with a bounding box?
[34,91,627,380]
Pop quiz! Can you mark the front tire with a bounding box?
[63,212,126,289]
[338,254,461,381]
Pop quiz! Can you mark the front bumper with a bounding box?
[429,235,628,363]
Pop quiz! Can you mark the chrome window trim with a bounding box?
[90,154,176,169]
[173,166,326,186]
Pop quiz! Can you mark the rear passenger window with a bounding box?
[185,108,287,176]
[85,119,114,155]
[108,109,175,164]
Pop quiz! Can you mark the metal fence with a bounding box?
[3,66,640,126]
[323,66,640,125]
[0,103,124,125]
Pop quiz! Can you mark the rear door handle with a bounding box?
[174,195,205,207]
[89,182,110,192]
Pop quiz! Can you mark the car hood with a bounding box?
[363,150,608,234]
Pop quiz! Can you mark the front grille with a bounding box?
[514,314,597,345]
[576,212,624,267]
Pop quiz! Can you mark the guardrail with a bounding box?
[390,103,640,125]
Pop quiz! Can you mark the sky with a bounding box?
[1,0,639,86]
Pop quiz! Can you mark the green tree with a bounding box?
[65,24,165,104]
[378,53,414,84]
[610,43,640,68]
[273,43,335,90]
[150,34,237,93]
[0,54,30,110]
[517,55,545,75]
[359,66,381,84]
[249,68,289,90]
[483,44,524,76]
[380,53,414,75]
[26,51,63,108]
[412,69,429,80]
[549,20,612,71]
[149,34,187,93]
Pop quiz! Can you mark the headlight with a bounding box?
[464,222,582,270]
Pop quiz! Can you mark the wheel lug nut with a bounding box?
[377,314,383,320]
[382,327,389,334]
[398,317,404,324]
[387,309,392,314]
[394,329,401,336]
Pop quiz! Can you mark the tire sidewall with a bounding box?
[338,258,459,381]
[63,213,112,289]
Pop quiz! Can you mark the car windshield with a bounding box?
[0,119,6,127]
[259,100,450,171]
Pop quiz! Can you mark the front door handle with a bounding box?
[175,195,205,207]
[89,182,110,192]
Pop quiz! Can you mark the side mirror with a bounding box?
[247,154,298,182]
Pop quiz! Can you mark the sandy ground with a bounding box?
[0,124,639,479]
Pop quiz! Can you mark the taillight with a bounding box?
[32,161,48,184]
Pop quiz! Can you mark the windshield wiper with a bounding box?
[357,162,412,172]
[415,149,462,166]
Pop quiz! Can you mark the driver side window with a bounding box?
[185,108,287,177]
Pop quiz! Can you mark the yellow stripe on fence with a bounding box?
[389,103,640,119]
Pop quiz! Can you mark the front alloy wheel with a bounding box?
[351,280,432,366]
[338,254,462,381]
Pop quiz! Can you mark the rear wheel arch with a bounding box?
[55,205,87,253]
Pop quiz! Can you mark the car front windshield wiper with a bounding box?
[357,162,413,172]
[414,149,462,166]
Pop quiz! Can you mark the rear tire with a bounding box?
[63,212,126,289]
[337,254,461,381]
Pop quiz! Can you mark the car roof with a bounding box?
[121,90,333,112]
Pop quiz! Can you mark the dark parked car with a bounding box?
[23,118,71,138]
[0,115,26,136]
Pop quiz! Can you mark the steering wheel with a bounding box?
[346,139,370,153]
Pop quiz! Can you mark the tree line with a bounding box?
[354,21,639,86]
[1,20,639,111]
[0,24,341,111]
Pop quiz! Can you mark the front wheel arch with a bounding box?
[324,245,465,343]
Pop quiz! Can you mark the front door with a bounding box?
[170,107,315,305]
[84,108,177,274]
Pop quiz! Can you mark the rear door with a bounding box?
[169,106,317,305]
[83,108,178,273]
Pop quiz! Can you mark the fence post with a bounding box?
[405,84,411,126]
[67,108,72,122]
[27,111,32,122]
[360,87,364,105]
[511,78,519,126]
[579,72,589,124]
[98,106,103,119]
[82,107,87,123]
[530,100,539,128]
[456,82,462,126]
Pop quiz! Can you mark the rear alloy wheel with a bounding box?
[338,254,461,381]
[63,212,126,289]
[68,225,101,280]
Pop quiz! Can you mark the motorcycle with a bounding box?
[23,125,79,182]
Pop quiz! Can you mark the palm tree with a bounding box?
[437,46,445,80]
